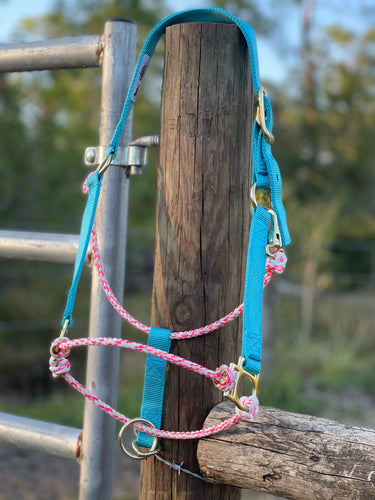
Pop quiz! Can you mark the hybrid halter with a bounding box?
[49,7,290,460]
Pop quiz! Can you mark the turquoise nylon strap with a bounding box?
[136,327,172,449]
[60,8,291,387]
[106,7,262,158]
[63,172,102,327]
[60,8,271,330]
[252,96,290,246]
[242,206,271,374]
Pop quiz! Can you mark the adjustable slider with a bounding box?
[224,356,259,411]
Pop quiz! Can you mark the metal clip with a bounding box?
[118,418,159,460]
[59,318,70,338]
[266,209,282,257]
[224,356,259,411]
[97,154,114,177]
[250,182,258,209]
[256,86,274,145]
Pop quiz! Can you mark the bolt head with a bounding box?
[85,148,96,164]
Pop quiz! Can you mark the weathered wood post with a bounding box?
[197,402,375,499]
[140,23,253,498]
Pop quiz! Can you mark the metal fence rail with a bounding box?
[0,230,80,263]
[0,35,103,72]
[0,411,82,461]
[0,20,136,500]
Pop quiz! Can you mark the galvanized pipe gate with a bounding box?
[0,20,137,499]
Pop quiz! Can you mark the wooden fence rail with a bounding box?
[197,402,375,499]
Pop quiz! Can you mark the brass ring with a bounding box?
[118,418,159,460]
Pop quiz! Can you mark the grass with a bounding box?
[261,290,375,424]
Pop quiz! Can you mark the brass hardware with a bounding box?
[256,86,274,144]
[118,418,159,460]
[224,356,259,411]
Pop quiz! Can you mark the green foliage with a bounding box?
[262,291,375,422]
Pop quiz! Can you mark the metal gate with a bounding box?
[0,19,137,499]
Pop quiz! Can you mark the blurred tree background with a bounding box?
[0,0,374,446]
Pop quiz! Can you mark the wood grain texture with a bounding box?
[197,401,375,499]
[139,22,253,499]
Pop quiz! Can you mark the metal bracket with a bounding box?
[84,136,159,177]
[84,145,147,176]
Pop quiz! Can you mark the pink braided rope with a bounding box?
[49,178,286,442]
[51,337,221,381]
[49,351,242,440]
[90,223,286,339]
[63,371,240,439]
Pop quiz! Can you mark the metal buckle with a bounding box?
[224,356,259,411]
[255,86,274,144]
[266,209,282,257]
[251,183,282,257]
[118,418,159,460]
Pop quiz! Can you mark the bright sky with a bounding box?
[0,0,53,41]
[1,0,374,85]
[0,0,289,84]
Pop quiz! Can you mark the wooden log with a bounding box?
[197,401,375,499]
[139,22,252,499]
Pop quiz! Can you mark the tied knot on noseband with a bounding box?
[213,365,237,392]
[266,250,287,274]
[264,250,287,286]
[49,337,71,377]
[235,395,259,422]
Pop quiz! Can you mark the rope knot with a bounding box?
[49,354,71,377]
[235,395,259,422]
[49,337,71,377]
[213,365,237,392]
[266,249,287,274]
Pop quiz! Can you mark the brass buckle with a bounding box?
[224,357,259,411]
[118,417,159,460]
[256,86,274,145]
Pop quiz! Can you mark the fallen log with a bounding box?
[197,401,375,499]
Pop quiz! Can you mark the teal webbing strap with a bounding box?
[63,172,102,327]
[60,8,291,391]
[252,96,290,246]
[136,327,172,449]
[106,7,262,158]
[242,206,271,374]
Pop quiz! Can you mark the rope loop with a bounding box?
[50,337,71,357]
[213,365,237,392]
[235,395,259,422]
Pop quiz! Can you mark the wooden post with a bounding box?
[197,402,375,499]
[140,23,252,499]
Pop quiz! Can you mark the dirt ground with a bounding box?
[0,442,140,500]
